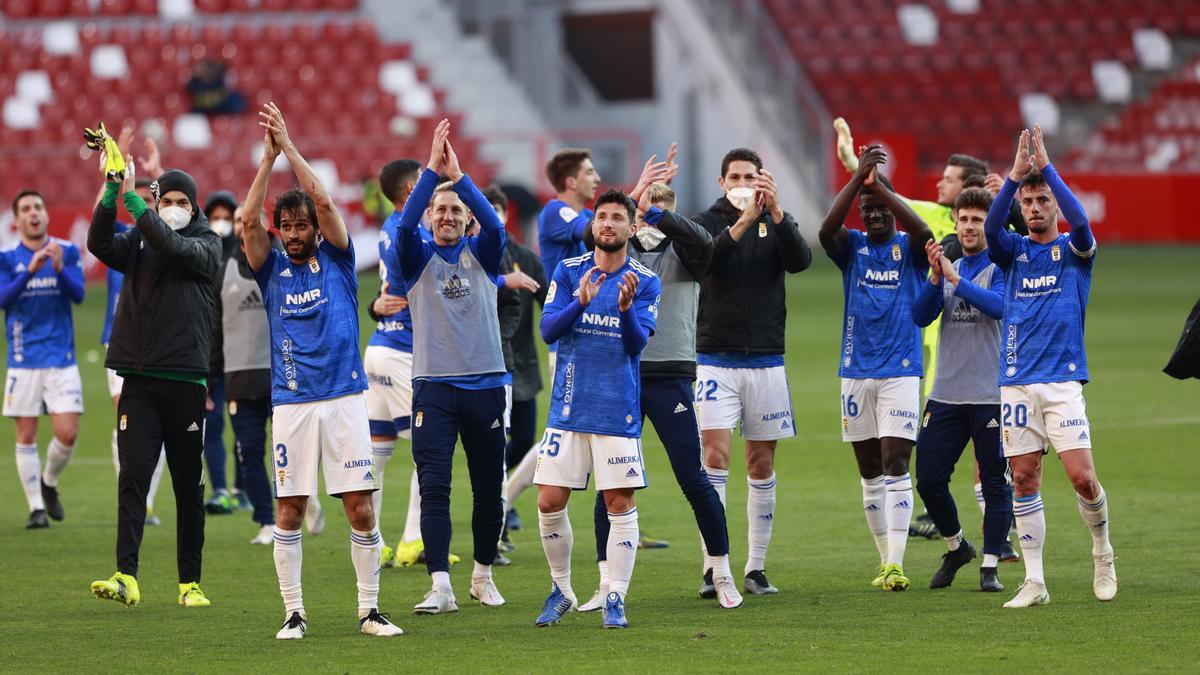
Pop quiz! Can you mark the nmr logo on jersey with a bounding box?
[25,277,58,290]
[581,313,620,328]
[285,288,322,305]
[865,268,899,282]
[1022,275,1058,290]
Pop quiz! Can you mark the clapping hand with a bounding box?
[427,119,450,174]
[578,266,605,306]
[1010,129,1034,181]
[617,270,639,312]
[925,239,943,284]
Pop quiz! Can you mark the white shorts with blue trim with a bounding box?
[3,366,84,417]
[271,393,376,497]
[533,427,647,491]
[839,376,920,442]
[1000,381,1092,457]
[696,364,796,441]
[363,345,413,439]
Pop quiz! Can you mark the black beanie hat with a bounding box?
[204,190,238,219]
[153,169,199,213]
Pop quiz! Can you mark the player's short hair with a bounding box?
[858,172,894,197]
[962,174,987,189]
[594,188,635,222]
[11,190,43,215]
[1019,168,1048,190]
[646,182,676,211]
[720,148,762,177]
[483,183,508,211]
[954,186,993,213]
[379,159,421,203]
[433,181,456,195]
[947,154,988,182]
[273,187,318,229]
[545,148,591,192]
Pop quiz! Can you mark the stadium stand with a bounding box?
[0,4,491,206]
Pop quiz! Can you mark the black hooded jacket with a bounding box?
[692,196,812,354]
[89,189,222,377]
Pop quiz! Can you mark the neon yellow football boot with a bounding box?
[178,582,211,607]
[882,563,910,592]
[870,563,887,588]
[91,572,140,607]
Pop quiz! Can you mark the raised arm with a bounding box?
[259,102,348,250]
[820,145,885,258]
[242,130,277,273]
[866,170,933,258]
[753,169,812,273]
[445,139,507,276]
[1030,125,1092,254]
[87,155,136,271]
[986,130,1032,266]
[540,264,593,345]
[912,239,946,327]
[947,260,1006,320]
[709,197,762,266]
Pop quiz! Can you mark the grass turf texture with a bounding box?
[1,245,1197,672]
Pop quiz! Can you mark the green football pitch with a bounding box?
[1,245,1197,672]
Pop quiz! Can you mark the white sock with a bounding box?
[974,482,985,515]
[597,559,609,592]
[42,437,75,487]
[944,529,963,552]
[982,553,1000,568]
[861,476,887,563]
[745,474,776,575]
[1077,485,1111,556]
[15,444,44,511]
[402,467,422,543]
[606,508,639,599]
[350,527,382,611]
[431,570,452,592]
[473,561,493,580]
[885,474,913,566]
[273,527,304,616]
[1013,493,1046,584]
[147,449,166,510]
[506,444,538,506]
[539,507,575,603]
[700,465,728,568]
[712,554,732,580]
[370,439,394,535]
[111,430,120,478]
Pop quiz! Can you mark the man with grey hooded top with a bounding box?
[87,154,222,609]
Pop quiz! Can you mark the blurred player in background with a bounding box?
[911,187,1013,593]
[398,120,509,614]
[244,103,402,639]
[2,190,84,529]
[692,147,812,596]
[88,151,221,608]
[533,188,661,629]
[988,127,1116,608]
[819,145,933,592]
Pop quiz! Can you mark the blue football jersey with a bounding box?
[537,200,592,301]
[544,253,661,438]
[367,211,415,353]
[254,240,367,405]
[991,232,1093,385]
[830,229,927,378]
[0,239,84,368]
[101,221,129,345]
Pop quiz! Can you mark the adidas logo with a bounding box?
[14,263,25,273]
[490,419,501,429]
[625,467,639,478]
[673,402,687,414]
[987,418,999,428]
[280,268,293,277]
[363,471,374,481]
[1019,534,1035,542]
[780,420,790,429]
[1016,253,1029,263]
[758,513,774,521]
[237,289,263,311]
[903,421,913,430]
[617,540,635,550]
[864,504,879,512]
[1095,520,1107,529]
[894,500,910,509]
[187,421,200,432]
[1078,431,1089,440]
[857,247,869,255]
[542,533,561,540]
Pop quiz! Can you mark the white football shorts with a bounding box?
[533,427,647,491]
[271,393,376,497]
[696,364,796,441]
[1000,381,1093,457]
[106,368,123,400]
[839,376,921,442]
[363,345,413,439]
[3,366,84,417]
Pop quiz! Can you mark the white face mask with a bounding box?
[725,186,756,211]
[210,218,233,237]
[635,225,667,249]
[160,205,192,231]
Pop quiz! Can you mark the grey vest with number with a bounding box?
[221,261,270,373]
[929,260,1000,405]
[409,245,505,378]
[630,244,697,365]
